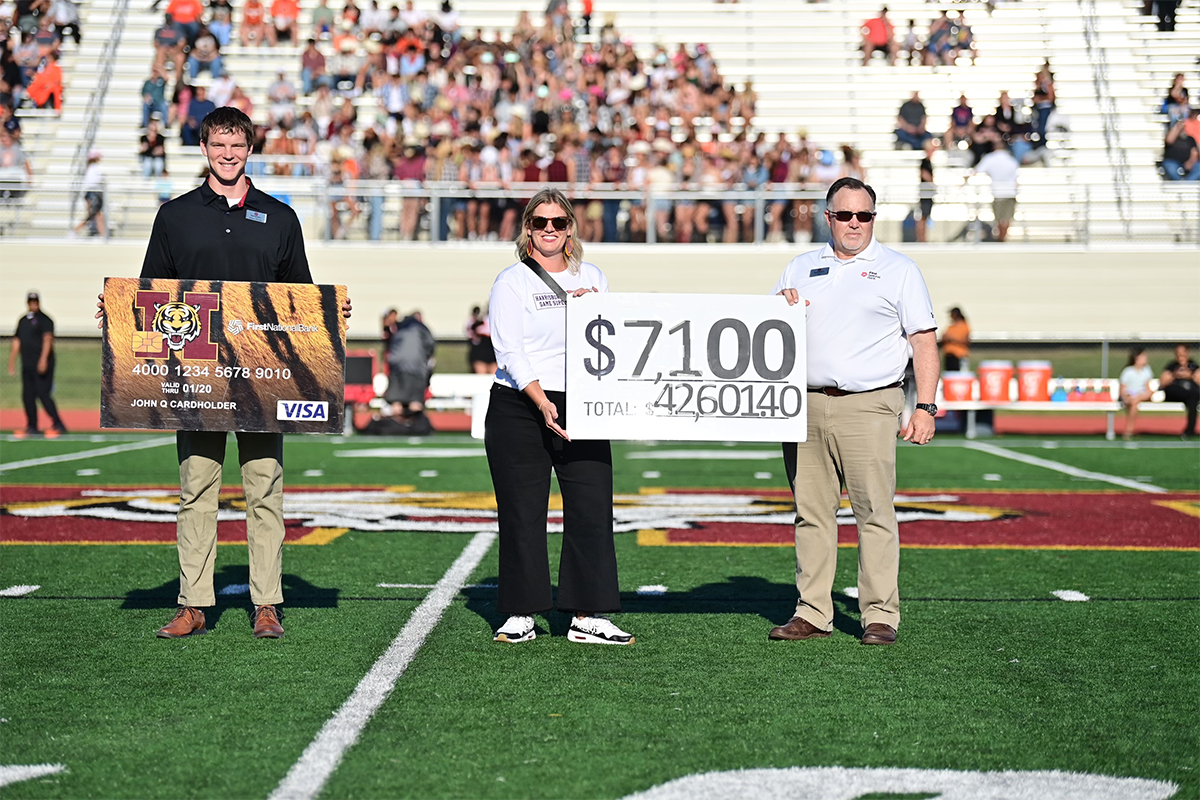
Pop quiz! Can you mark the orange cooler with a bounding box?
[942,371,975,402]
[1017,360,1053,401]
[978,360,1014,403]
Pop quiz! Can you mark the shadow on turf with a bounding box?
[462,575,865,638]
[121,566,338,630]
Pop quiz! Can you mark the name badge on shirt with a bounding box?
[809,267,829,277]
[246,210,267,223]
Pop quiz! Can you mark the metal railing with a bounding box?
[3,174,1198,244]
[66,0,132,227]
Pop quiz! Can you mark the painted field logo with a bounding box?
[132,289,220,360]
[2,487,1196,548]
[277,401,329,421]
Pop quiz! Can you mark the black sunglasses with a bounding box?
[828,210,876,223]
[529,216,570,231]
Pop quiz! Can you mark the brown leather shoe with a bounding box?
[156,606,207,638]
[768,616,831,640]
[861,622,897,645]
[252,605,285,639]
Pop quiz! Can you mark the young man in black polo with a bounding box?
[97,107,350,640]
[8,291,67,439]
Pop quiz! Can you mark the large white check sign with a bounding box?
[566,293,806,442]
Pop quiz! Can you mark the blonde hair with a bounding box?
[514,187,583,275]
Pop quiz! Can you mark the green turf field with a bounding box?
[1,432,1198,800]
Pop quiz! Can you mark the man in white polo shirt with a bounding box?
[769,177,939,646]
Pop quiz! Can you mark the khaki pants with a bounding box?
[176,431,285,608]
[783,387,903,632]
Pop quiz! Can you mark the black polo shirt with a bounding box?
[140,179,313,284]
[15,310,54,369]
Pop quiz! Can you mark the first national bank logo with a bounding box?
[131,290,220,361]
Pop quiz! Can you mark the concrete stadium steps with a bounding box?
[9,0,1200,240]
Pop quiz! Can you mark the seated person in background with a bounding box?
[1119,347,1153,441]
[860,6,895,66]
[924,10,952,66]
[186,27,223,79]
[895,91,932,150]
[1162,110,1200,181]
[1162,73,1188,124]
[141,66,169,128]
[180,83,214,145]
[967,114,1000,165]
[139,118,167,177]
[27,51,63,111]
[300,38,328,94]
[152,15,185,79]
[206,0,232,46]
[901,19,921,65]
[310,0,335,38]
[270,0,299,44]
[165,0,203,42]
[1160,344,1200,438]
[239,0,268,47]
[945,94,974,150]
[949,11,977,64]
[993,90,1033,163]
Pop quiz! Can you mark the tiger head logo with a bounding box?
[152,302,203,352]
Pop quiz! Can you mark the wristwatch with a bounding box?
[915,402,938,416]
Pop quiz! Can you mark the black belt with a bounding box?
[807,381,900,397]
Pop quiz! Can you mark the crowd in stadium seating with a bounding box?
[0,0,78,113]
[861,6,977,68]
[895,64,1060,170]
[138,0,826,242]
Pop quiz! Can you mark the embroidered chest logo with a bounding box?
[861,271,882,280]
[533,292,565,310]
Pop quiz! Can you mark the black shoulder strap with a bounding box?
[522,256,568,302]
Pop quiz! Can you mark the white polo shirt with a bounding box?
[489,260,609,392]
[771,238,936,392]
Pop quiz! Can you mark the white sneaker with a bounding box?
[493,615,536,643]
[568,615,634,645]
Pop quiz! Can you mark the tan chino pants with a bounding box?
[175,431,285,608]
[783,387,904,632]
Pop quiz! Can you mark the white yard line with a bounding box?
[1052,590,1091,602]
[269,531,496,800]
[0,436,175,473]
[962,441,1168,494]
[0,585,41,597]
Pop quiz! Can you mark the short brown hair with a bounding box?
[199,106,254,147]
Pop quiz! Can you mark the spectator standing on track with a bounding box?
[1160,345,1199,438]
[384,307,435,418]
[861,6,895,66]
[465,304,495,374]
[8,291,67,439]
[484,187,633,647]
[940,306,969,371]
[1119,347,1154,441]
[917,138,935,242]
[95,107,352,640]
[768,176,938,647]
[975,137,1018,242]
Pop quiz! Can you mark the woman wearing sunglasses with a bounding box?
[483,187,633,646]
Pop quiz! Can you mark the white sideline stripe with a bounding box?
[0,436,175,473]
[374,582,497,589]
[962,442,1168,494]
[0,585,41,597]
[270,531,496,800]
[1052,590,1091,602]
[0,764,67,788]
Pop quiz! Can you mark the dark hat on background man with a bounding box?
[26,291,39,302]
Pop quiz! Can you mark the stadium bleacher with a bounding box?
[3,0,1198,242]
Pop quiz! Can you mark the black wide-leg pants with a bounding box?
[484,384,620,616]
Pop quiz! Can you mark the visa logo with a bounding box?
[276,401,329,421]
